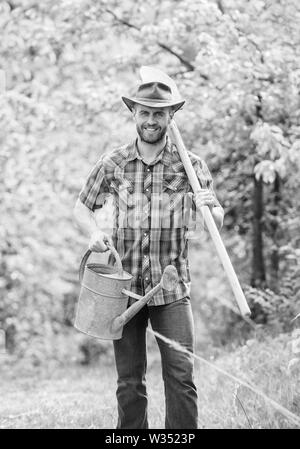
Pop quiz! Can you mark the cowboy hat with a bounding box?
[122,79,185,113]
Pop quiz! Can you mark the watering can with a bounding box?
[74,244,178,340]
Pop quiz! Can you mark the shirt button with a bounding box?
[146,188,149,192]
[144,232,147,236]
[145,277,149,281]
[147,168,150,172]
[144,255,147,258]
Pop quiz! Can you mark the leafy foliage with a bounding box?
[0,0,300,365]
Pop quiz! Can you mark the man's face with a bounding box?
[133,104,173,144]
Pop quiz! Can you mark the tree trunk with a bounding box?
[251,176,266,287]
[269,174,281,290]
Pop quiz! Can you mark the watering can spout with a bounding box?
[111,265,178,333]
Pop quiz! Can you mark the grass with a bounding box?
[1,330,300,429]
[0,360,165,429]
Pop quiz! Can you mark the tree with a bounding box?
[1,0,300,361]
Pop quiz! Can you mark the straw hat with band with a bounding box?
[122,81,185,113]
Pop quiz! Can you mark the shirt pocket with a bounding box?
[110,178,134,223]
[110,178,133,198]
[110,178,135,230]
[163,173,188,193]
[162,174,189,217]
[110,177,133,191]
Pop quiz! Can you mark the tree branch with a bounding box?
[216,0,225,14]
[156,42,196,74]
[215,0,265,64]
[104,9,139,31]
[104,8,209,78]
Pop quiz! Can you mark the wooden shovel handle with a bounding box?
[168,120,251,317]
[79,243,123,283]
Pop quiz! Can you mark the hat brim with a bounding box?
[122,96,185,113]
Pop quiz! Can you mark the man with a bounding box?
[74,71,224,429]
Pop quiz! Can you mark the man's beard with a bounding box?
[136,124,167,144]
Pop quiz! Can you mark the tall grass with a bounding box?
[1,330,299,429]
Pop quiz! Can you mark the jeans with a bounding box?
[113,297,198,429]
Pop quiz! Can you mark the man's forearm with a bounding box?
[74,199,113,252]
[73,199,99,237]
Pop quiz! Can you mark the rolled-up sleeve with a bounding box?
[79,155,111,211]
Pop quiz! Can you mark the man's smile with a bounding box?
[144,127,160,132]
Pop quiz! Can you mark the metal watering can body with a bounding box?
[74,245,178,340]
[74,247,132,340]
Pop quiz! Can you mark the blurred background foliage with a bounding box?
[0,0,300,369]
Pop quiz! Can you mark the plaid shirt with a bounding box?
[79,138,221,306]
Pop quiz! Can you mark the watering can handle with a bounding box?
[79,243,123,283]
